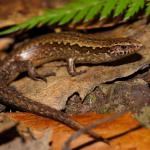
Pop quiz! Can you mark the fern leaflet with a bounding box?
[114,0,131,17]
[124,0,144,20]
[0,0,149,35]
[146,1,150,16]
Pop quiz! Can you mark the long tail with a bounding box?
[0,85,105,141]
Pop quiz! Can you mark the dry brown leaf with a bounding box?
[0,114,52,150]
[0,0,65,28]
[0,113,18,134]
[0,127,52,150]
[96,79,150,113]
[10,21,150,110]
[5,112,150,150]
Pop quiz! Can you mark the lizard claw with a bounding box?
[69,69,87,76]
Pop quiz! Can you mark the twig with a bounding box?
[62,111,125,150]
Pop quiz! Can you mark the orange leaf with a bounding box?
[6,112,150,150]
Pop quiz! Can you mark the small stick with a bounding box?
[62,111,125,150]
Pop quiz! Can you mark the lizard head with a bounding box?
[74,38,142,64]
[105,38,143,57]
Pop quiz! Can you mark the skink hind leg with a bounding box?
[67,58,86,76]
[27,62,55,82]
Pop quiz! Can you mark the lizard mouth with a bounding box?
[126,44,143,55]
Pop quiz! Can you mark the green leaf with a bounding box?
[114,0,131,17]
[59,10,77,25]
[124,0,144,20]
[84,1,105,21]
[49,15,64,25]
[48,9,65,25]
[25,17,41,29]
[0,26,20,35]
[146,1,150,16]
[73,6,90,23]
[100,0,118,19]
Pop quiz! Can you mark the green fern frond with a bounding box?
[0,0,149,35]
[114,0,131,17]
[146,1,150,16]
[124,0,144,20]
[84,4,103,21]
[100,0,118,18]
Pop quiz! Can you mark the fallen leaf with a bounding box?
[0,126,52,150]
[9,19,150,111]
[11,47,149,110]
[0,0,67,28]
[0,113,18,134]
[5,112,150,150]
[66,78,150,116]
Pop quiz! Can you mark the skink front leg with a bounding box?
[67,58,86,76]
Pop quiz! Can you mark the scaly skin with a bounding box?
[0,32,142,139]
